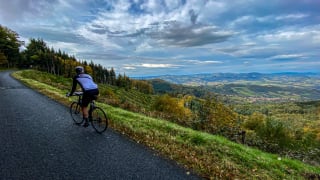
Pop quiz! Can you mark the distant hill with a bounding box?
[141,72,320,102]
[141,72,320,85]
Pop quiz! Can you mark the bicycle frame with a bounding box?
[73,93,95,118]
[88,101,95,120]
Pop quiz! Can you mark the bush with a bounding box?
[243,112,265,131]
[256,117,293,150]
[152,94,192,125]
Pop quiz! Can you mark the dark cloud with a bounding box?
[189,9,198,24]
[88,24,109,34]
[152,23,234,47]
[87,22,149,38]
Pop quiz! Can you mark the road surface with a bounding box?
[0,71,201,180]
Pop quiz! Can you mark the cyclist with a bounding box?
[67,66,99,127]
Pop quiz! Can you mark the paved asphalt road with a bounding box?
[0,71,201,180]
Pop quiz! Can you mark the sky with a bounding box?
[0,0,319,77]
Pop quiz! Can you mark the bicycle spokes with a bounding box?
[90,107,108,133]
[70,102,84,125]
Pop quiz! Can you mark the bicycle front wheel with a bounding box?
[70,102,84,125]
[90,107,108,133]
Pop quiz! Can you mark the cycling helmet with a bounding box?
[75,66,84,74]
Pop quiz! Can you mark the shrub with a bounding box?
[152,94,192,125]
[256,117,293,149]
[243,112,265,131]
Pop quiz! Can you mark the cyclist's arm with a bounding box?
[69,76,78,95]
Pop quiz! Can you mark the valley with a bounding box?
[142,72,320,102]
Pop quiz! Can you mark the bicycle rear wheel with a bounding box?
[90,107,108,133]
[70,102,84,125]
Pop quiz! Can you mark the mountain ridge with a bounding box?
[136,72,320,85]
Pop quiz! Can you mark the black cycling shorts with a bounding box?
[82,89,99,107]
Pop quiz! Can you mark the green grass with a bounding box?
[12,70,320,179]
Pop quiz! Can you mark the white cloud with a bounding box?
[275,13,309,20]
[216,43,281,58]
[135,42,154,52]
[268,54,305,61]
[229,15,255,27]
[141,63,180,68]
[76,25,122,50]
[261,31,306,41]
[258,25,320,48]
[114,0,131,12]
[46,41,80,54]
[184,60,223,64]
[203,61,223,64]
[140,0,163,13]
[230,13,309,28]
[123,66,136,70]
[164,0,182,11]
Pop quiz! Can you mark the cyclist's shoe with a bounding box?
[83,122,89,127]
[83,118,89,127]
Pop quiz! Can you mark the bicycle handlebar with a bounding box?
[66,92,83,97]
[73,92,83,96]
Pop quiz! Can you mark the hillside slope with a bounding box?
[12,70,320,179]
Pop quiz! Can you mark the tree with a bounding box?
[23,38,48,69]
[131,80,154,94]
[0,52,8,67]
[152,94,192,125]
[244,112,265,131]
[197,94,238,136]
[109,68,116,85]
[22,36,124,88]
[104,68,110,84]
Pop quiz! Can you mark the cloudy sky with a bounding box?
[0,0,319,76]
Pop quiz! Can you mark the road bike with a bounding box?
[69,92,108,133]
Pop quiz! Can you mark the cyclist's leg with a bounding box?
[82,93,91,127]
[87,89,99,118]
[82,107,89,118]
[82,89,99,127]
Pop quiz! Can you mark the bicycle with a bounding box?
[68,92,108,133]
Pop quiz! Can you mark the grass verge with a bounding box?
[12,70,320,179]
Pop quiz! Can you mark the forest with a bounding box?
[0,25,153,94]
[1,25,319,166]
